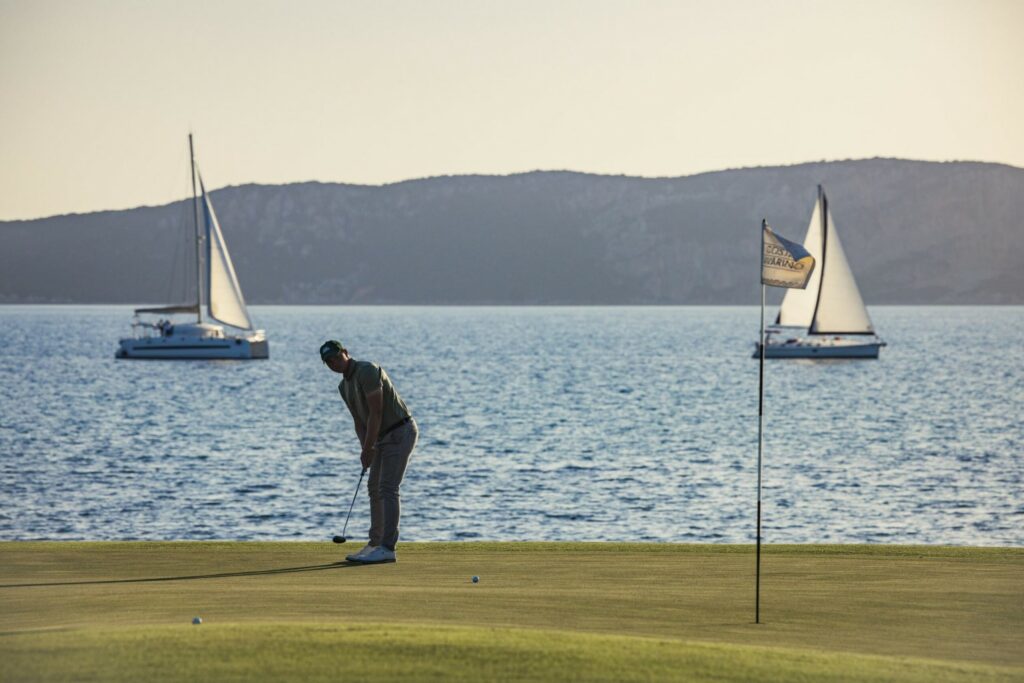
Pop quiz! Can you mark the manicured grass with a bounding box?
[1,542,1021,682]
[3,623,1020,683]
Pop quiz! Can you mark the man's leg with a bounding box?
[378,422,418,550]
[366,457,385,547]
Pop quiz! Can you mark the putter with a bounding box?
[332,467,367,544]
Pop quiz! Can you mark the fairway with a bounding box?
[1,543,1021,682]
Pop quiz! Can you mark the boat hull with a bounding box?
[116,336,269,360]
[753,339,882,359]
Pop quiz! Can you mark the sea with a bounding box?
[1,306,1021,545]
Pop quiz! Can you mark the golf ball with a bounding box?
[472,576,479,583]
[192,617,202,625]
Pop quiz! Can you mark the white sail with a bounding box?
[200,176,254,330]
[775,197,824,327]
[809,202,874,334]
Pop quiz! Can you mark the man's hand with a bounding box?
[360,445,377,470]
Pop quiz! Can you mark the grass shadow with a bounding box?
[0,561,366,588]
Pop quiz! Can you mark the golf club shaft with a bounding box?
[340,468,367,539]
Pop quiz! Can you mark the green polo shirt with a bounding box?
[338,359,411,438]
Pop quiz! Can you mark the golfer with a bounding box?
[320,340,417,564]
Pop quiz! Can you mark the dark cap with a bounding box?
[319,340,345,361]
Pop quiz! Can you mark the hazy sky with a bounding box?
[1,0,1021,220]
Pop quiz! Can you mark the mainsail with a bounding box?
[809,199,874,334]
[776,186,874,335]
[200,175,254,330]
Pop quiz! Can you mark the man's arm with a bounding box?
[361,388,384,469]
[342,398,366,445]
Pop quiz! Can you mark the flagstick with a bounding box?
[756,219,767,625]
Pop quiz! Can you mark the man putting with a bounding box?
[320,340,418,564]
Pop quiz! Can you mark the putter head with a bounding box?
[332,535,347,544]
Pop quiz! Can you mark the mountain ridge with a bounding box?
[2,158,1021,305]
[18,157,1021,222]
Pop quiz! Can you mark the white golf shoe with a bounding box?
[345,544,376,562]
[354,546,396,564]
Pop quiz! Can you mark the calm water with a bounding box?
[1,306,1021,545]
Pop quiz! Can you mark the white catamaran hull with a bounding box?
[117,336,268,360]
[117,322,268,360]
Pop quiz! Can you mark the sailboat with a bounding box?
[116,135,269,360]
[756,185,884,359]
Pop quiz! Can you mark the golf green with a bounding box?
[1,542,1021,682]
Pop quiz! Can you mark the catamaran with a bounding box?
[757,185,884,359]
[116,135,268,360]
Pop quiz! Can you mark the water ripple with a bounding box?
[0,305,1021,545]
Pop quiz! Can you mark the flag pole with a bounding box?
[756,219,767,624]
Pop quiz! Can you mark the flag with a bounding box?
[761,223,815,289]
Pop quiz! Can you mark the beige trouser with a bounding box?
[367,419,417,550]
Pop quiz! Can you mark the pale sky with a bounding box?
[1,0,1021,220]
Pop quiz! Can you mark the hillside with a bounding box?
[2,159,1021,304]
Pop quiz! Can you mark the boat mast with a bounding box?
[188,134,203,324]
[808,184,828,334]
